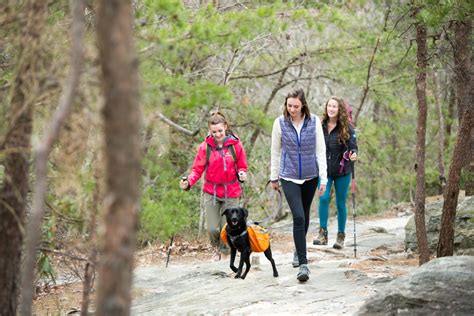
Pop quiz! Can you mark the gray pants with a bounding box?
[203,193,240,250]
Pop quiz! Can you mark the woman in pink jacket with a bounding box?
[180,112,248,260]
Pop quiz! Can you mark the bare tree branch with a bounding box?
[38,247,88,263]
[155,112,201,136]
[354,6,391,124]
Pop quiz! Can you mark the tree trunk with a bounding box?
[437,19,474,257]
[413,13,430,265]
[432,72,446,193]
[95,0,142,315]
[452,20,473,195]
[437,110,473,257]
[0,1,48,315]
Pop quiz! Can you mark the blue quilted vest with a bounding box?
[279,115,319,179]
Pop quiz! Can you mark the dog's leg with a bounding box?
[264,247,279,277]
[229,247,238,273]
[235,251,246,279]
[240,250,252,279]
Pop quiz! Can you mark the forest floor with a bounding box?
[33,202,421,315]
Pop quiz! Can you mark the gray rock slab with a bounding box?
[356,256,474,315]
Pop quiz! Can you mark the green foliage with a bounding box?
[37,216,57,284]
[37,251,55,284]
[139,149,200,243]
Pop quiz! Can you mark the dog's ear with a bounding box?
[222,208,229,216]
[241,207,248,220]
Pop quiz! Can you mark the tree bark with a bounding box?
[437,19,474,257]
[413,12,430,265]
[437,109,473,257]
[452,20,473,195]
[95,0,142,315]
[0,1,48,315]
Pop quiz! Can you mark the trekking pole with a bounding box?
[351,162,357,258]
[165,234,174,268]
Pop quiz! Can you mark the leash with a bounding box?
[253,180,283,225]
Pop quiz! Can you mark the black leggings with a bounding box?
[281,177,318,265]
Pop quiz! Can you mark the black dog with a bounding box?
[222,207,278,279]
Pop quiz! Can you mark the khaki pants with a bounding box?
[203,193,240,251]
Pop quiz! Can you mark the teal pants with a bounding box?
[318,174,351,233]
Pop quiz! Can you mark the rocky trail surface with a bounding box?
[131,209,416,315]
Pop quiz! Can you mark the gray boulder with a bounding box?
[357,256,474,315]
[405,195,474,255]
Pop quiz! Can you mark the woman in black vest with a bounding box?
[313,96,358,249]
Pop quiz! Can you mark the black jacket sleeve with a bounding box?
[348,126,358,154]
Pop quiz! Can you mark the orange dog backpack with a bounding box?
[220,223,270,253]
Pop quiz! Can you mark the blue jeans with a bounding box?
[318,174,351,233]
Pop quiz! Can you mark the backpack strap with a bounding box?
[206,143,237,166]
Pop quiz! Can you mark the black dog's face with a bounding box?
[223,207,248,227]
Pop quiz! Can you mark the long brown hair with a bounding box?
[322,96,350,145]
[283,88,311,119]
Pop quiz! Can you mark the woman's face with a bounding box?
[326,99,339,119]
[286,97,303,120]
[209,122,227,144]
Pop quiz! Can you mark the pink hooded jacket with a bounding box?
[187,134,247,199]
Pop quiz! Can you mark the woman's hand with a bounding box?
[270,180,279,191]
[238,171,247,182]
[349,152,357,161]
[318,184,326,196]
[179,178,189,190]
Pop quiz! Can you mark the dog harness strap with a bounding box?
[229,230,248,248]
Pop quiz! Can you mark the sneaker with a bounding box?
[297,264,310,282]
[313,228,328,245]
[333,232,345,249]
[292,251,299,268]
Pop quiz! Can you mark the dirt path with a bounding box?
[131,211,416,315]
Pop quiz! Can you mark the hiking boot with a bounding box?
[333,232,345,249]
[313,228,328,245]
[292,251,299,268]
[297,264,310,282]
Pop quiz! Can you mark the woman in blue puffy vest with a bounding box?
[313,96,358,249]
[270,88,327,282]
